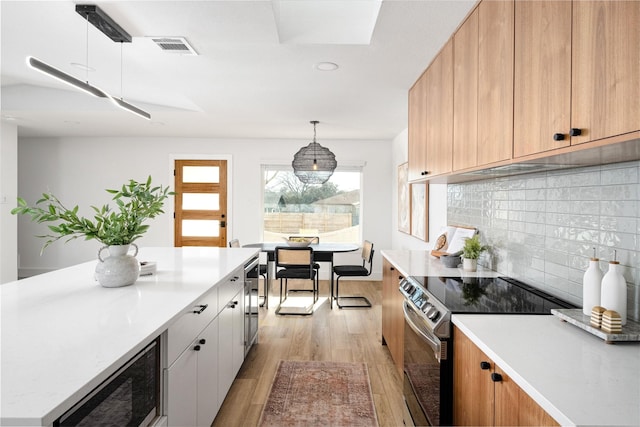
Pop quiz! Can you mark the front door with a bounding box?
[174,159,227,247]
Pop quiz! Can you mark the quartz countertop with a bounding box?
[0,246,258,426]
[380,249,499,279]
[453,314,640,426]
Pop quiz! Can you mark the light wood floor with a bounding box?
[212,279,406,427]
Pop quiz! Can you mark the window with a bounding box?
[262,167,362,244]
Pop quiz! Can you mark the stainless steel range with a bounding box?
[400,275,576,426]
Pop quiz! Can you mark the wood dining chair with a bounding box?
[332,240,375,308]
[274,246,318,315]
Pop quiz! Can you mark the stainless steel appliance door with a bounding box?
[244,257,259,355]
[403,301,446,426]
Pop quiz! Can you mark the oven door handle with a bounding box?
[403,301,442,362]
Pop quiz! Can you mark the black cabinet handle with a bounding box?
[480,361,491,370]
[553,133,565,141]
[491,373,503,382]
[420,170,430,176]
[192,304,208,314]
[199,339,206,345]
[570,128,582,136]
[193,345,201,351]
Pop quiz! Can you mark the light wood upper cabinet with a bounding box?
[571,0,640,144]
[515,0,639,157]
[477,0,514,165]
[514,1,572,157]
[453,9,479,171]
[425,39,453,177]
[408,71,428,181]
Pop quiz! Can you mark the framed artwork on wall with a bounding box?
[398,163,410,234]
[410,182,429,241]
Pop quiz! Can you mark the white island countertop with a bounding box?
[0,246,258,426]
[453,314,640,426]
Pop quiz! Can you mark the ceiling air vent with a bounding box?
[150,37,198,55]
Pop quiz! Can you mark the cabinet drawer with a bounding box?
[167,289,218,365]
[217,271,243,313]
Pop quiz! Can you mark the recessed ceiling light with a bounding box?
[71,62,95,72]
[315,62,339,71]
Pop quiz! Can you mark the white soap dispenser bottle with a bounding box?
[582,248,602,315]
[600,251,627,325]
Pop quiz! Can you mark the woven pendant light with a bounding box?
[292,121,337,184]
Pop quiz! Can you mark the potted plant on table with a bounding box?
[461,234,488,272]
[11,176,172,288]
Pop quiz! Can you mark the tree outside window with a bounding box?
[262,168,361,244]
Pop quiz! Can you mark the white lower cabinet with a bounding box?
[218,289,244,398]
[164,269,245,427]
[166,317,219,427]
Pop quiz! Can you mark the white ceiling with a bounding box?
[0,0,475,140]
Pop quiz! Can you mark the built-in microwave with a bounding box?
[55,337,161,427]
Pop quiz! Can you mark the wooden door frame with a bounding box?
[170,154,233,246]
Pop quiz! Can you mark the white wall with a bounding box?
[390,129,447,251]
[15,136,392,280]
[0,122,18,283]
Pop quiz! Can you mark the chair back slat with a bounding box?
[362,240,374,269]
[276,247,313,267]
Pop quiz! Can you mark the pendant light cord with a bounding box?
[85,15,90,83]
[120,42,123,100]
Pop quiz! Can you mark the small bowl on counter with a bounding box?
[440,253,462,268]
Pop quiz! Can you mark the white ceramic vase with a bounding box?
[462,258,477,272]
[582,257,603,315]
[600,261,627,325]
[95,244,140,288]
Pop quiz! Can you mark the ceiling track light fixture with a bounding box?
[27,56,108,98]
[292,120,337,185]
[110,42,151,120]
[26,4,150,120]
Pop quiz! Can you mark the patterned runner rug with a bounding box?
[258,360,379,427]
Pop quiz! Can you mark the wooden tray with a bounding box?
[551,309,640,344]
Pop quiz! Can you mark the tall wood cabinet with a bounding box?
[514,0,640,157]
[381,257,404,377]
[477,0,514,166]
[453,8,478,171]
[408,71,428,181]
[453,0,514,171]
[408,39,453,180]
[453,326,558,426]
[425,39,453,177]
[571,0,640,145]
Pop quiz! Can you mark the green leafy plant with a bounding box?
[461,234,488,260]
[11,176,172,252]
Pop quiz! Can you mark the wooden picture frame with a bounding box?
[410,182,429,241]
[398,163,411,234]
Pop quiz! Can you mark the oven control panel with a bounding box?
[399,277,450,338]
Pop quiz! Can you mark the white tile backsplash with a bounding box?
[448,160,640,321]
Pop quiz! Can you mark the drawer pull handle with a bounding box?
[193,345,201,351]
[199,339,206,345]
[480,361,491,370]
[553,133,565,141]
[192,304,208,314]
[491,373,503,382]
[570,128,582,136]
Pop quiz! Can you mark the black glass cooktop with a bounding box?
[410,276,576,314]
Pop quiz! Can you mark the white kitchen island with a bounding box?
[0,246,259,427]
